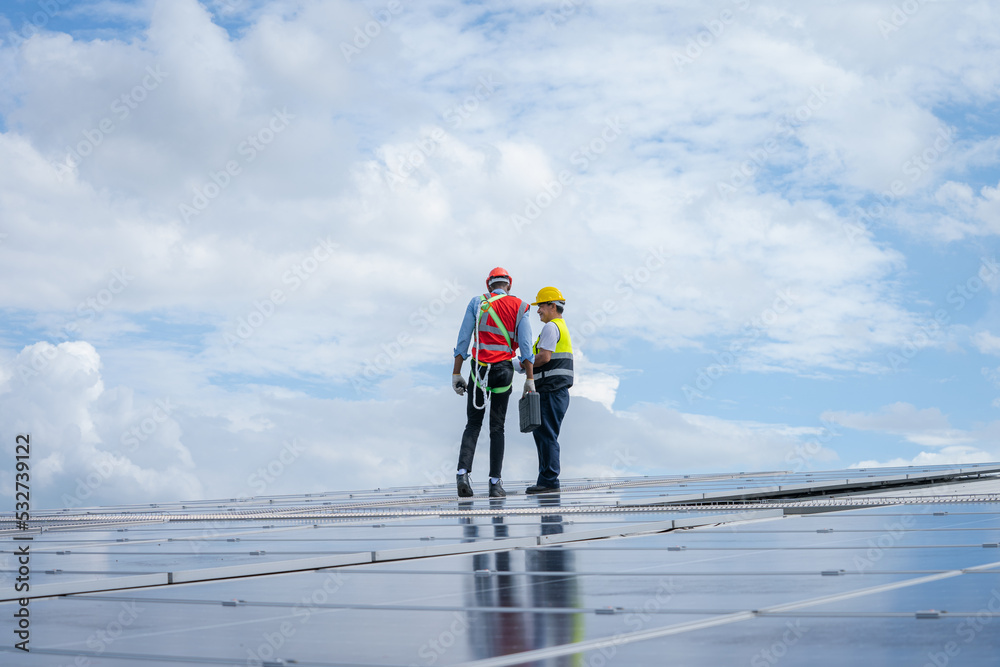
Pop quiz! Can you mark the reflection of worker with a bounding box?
[464,515,532,659]
[526,495,583,663]
[453,268,534,498]
[525,287,573,495]
[460,498,580,663]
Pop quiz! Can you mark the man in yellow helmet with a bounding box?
[525,286,573,494]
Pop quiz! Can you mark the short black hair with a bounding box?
[541,301,564,315]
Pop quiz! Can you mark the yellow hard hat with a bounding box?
[531,286,565,305]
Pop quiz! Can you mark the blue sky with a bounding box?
[2,0,1000,508]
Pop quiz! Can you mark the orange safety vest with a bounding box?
[471,293,529,364]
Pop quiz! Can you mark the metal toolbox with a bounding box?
[519,391,541,433]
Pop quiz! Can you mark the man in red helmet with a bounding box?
[452,267,534,498]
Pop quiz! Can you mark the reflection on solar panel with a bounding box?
[3,462,1000,665]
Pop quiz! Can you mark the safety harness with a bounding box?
[471,293,515,410]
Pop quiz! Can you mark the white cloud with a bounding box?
[1,339,850,505]
[559,403,841,480]
[824,402,980,447]
[568,351,620,412]
[852,445,995,469]
[3,1,1000,505]
[0,341,201,508]
[825,402,950,431]
[973,330,1000,355]
[0,0,941,381]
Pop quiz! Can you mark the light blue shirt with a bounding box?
[453,288,534,368]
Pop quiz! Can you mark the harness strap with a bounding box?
[477,294,513,351]
[472,371,512,394]
[471,293,516,409]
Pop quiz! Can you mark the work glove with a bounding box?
[452,374,468,395]
[523,379,535,397]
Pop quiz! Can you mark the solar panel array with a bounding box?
[2,462,1000,665]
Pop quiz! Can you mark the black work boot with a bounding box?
[456,472,473,498]
[489,479,506,498]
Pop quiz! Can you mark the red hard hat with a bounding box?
[487,267,511,288]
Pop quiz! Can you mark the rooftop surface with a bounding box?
[3,462,1000,665]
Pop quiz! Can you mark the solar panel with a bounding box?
[2,462,999,665]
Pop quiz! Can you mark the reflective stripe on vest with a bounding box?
[475,343,513,352]
[533,317,573,392]
[537,368,574,378]
[477,324,507,336]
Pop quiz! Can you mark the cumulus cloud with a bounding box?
[0,0,934,380]
[2,0,1000,507]
[0,341,201,508]
[567,351,620,411]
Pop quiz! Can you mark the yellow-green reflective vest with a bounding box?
[533,318,574,392]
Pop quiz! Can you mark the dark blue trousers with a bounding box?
[532,388,569,487]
